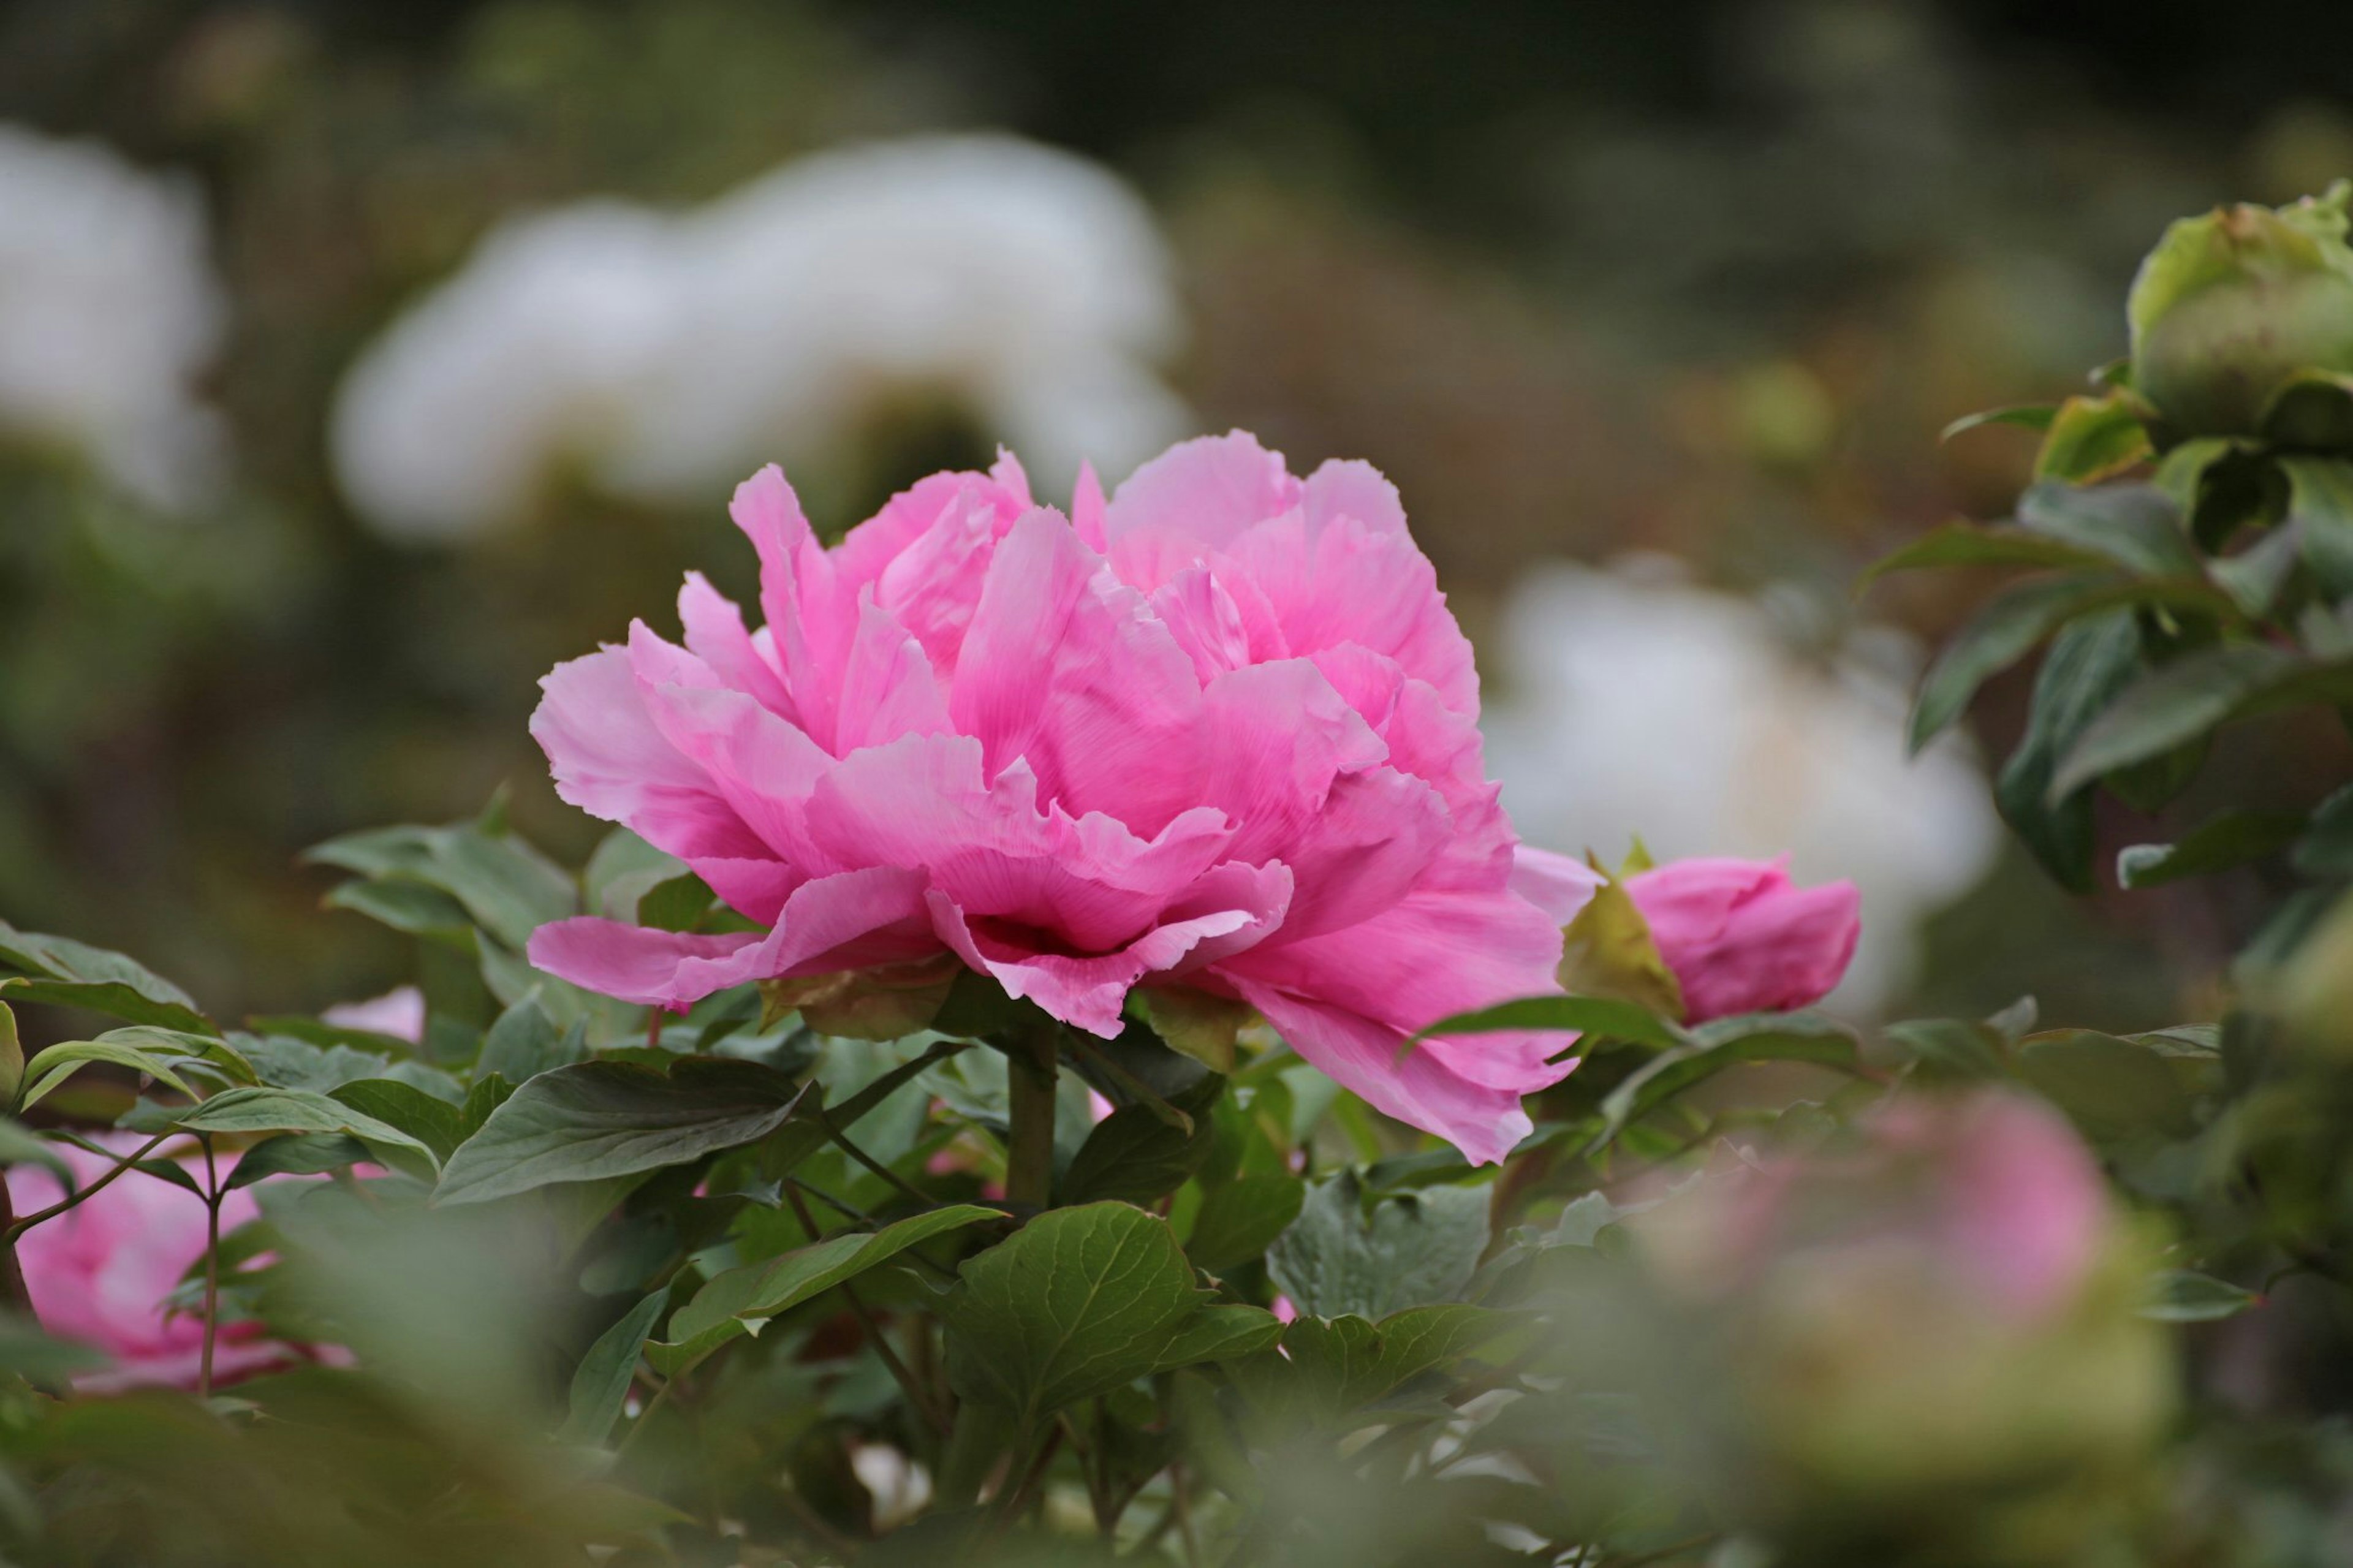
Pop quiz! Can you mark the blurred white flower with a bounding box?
[332,134,1188,541]
[0,124,228,510]
[1482,560,2001,1013]
[848,1442,932,1531]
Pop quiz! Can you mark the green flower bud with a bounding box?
[2129,183,2353,439]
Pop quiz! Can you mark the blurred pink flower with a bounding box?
[1624,855,1859,1021]
[10,1135,319,1390]
[320,985,425,1044]
[528,433,1574,1162]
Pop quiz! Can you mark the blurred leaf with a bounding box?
[1591,1012,1860,1152]
[2262,370,2353,452]
[0,1002,19,1105]
[1268,1171,1490,1320]
[635,872,715,932]
[2016,481,2203,580]
[1939,403,2058,441]
[2017,1031,2199,1142]
[322,880,476,948]
[0,919,212,1034]
[1232,1305,1516,1429]
[436,1057,805,1205]
[560,1285,672,1447]
[1909,574,2115,752]
[330,1078,466,1163]
[2283,453,2353,599]
[0,1116,67,1180]
[2141,1269,2260,1322]
[584,828,688,923]
[243,1015,419,1058]
[2292,782,2353,877]
[235,1034,392,1093]
[654,1204,999,1375]
[1996,612,2145,890]
[1861,521,2112,586]
[942,1202,1279,1432]
[2208,520,2305,618]
[2033,393,2153,483]
[2049,644,2299,800]
[2117,808,2306,887]
[1884,1017,2012,1080]
[175,1086,439,1180]
[0,1313,109,1383]
[306,818,576,953]
[1185,1173,1306,1273]
[1419,994,1683,1053]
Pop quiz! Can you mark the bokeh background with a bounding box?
[3,0,2347,1031]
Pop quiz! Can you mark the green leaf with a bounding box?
[475,991,586,1083]
[321,880,476,947]
[2015,482,2202,580]
[2140,1268,2260,1323]
[1061,1080,1219,1206]
[636,873,716,933]
[1555,875,1684,1020]
[2032,393,2153,483]
[2283,454,2353,599]
[1883,1017,2012,1080]
[2017,1031,2199,1143]
[2049,644,2300,801]
[757,956,961,1042]
[942,1203,1281,1430]
[434,1058,805,1206]
[1267,1172,1490,1320]
[329,1078,467,1163]
[306,819,575,953]
[1184,1174,1306,1273]
[2292,782,2353,877]
[653,1205,999,1375]
[2117,808,2307,888]
[1417,994,1683,1053]
[1998,612,2147,890]
[1861,521,2113,587]
[1590,1012,1860,1151]
[1909,574,2116,753]
[0,1002,20,1106]
[1939,403,2058,442]
[1127,988,1254,1075]
[173,1086,439,1181]
[18,1037,201,1113]
[223,1133,371,1188]
[1232,1304,1515,1428]
[559,1286,672,1447]
[0,920,212,1034]
[0,1116,67,1180]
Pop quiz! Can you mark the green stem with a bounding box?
[5,1132,171,1241]
[1002,1026,1059,1210]
[198,1137,221,1399]
[0,1174,31,1317]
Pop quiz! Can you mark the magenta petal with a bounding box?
[1510,846,1604,925]
[1300,457,1408,537]
[678,572,794,720]
[834,596,953,752]
[1625,857,1863,1020]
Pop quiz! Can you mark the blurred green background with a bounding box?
[2,0,2347,1031]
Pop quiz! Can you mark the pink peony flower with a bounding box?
[526,433,1581,1162]
[320,985,426,1044]
[1623,855,1860,1021]
[9,1135,318,1390]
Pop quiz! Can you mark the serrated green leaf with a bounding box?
[942,1203,1281,1432]
[1268,1172,1490,1320]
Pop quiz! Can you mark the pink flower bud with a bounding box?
[1623,855,1860,1020]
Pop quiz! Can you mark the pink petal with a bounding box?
[1509,846,1605,926]
[1102,430,1302,570]
[678,572,794,721]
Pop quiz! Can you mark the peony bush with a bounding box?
[3,186,2353,1568]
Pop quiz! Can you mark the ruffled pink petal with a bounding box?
[1102,430,1302,582]
[834,596,953,753]
[870,481,1021,675]
[531,645,768,863]
[1624,857,1862,1021]
[1225,510,1479,714]
[949,509,1207,835]
[1195,659,1385,868]
[1300,458,1409,538]
[1509,846,1605,926]
[1070,460,1109,553]
[678,572,794,721]
[528,866,938,1009]
[628,624,833,868]
[1149,566,1253,686]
